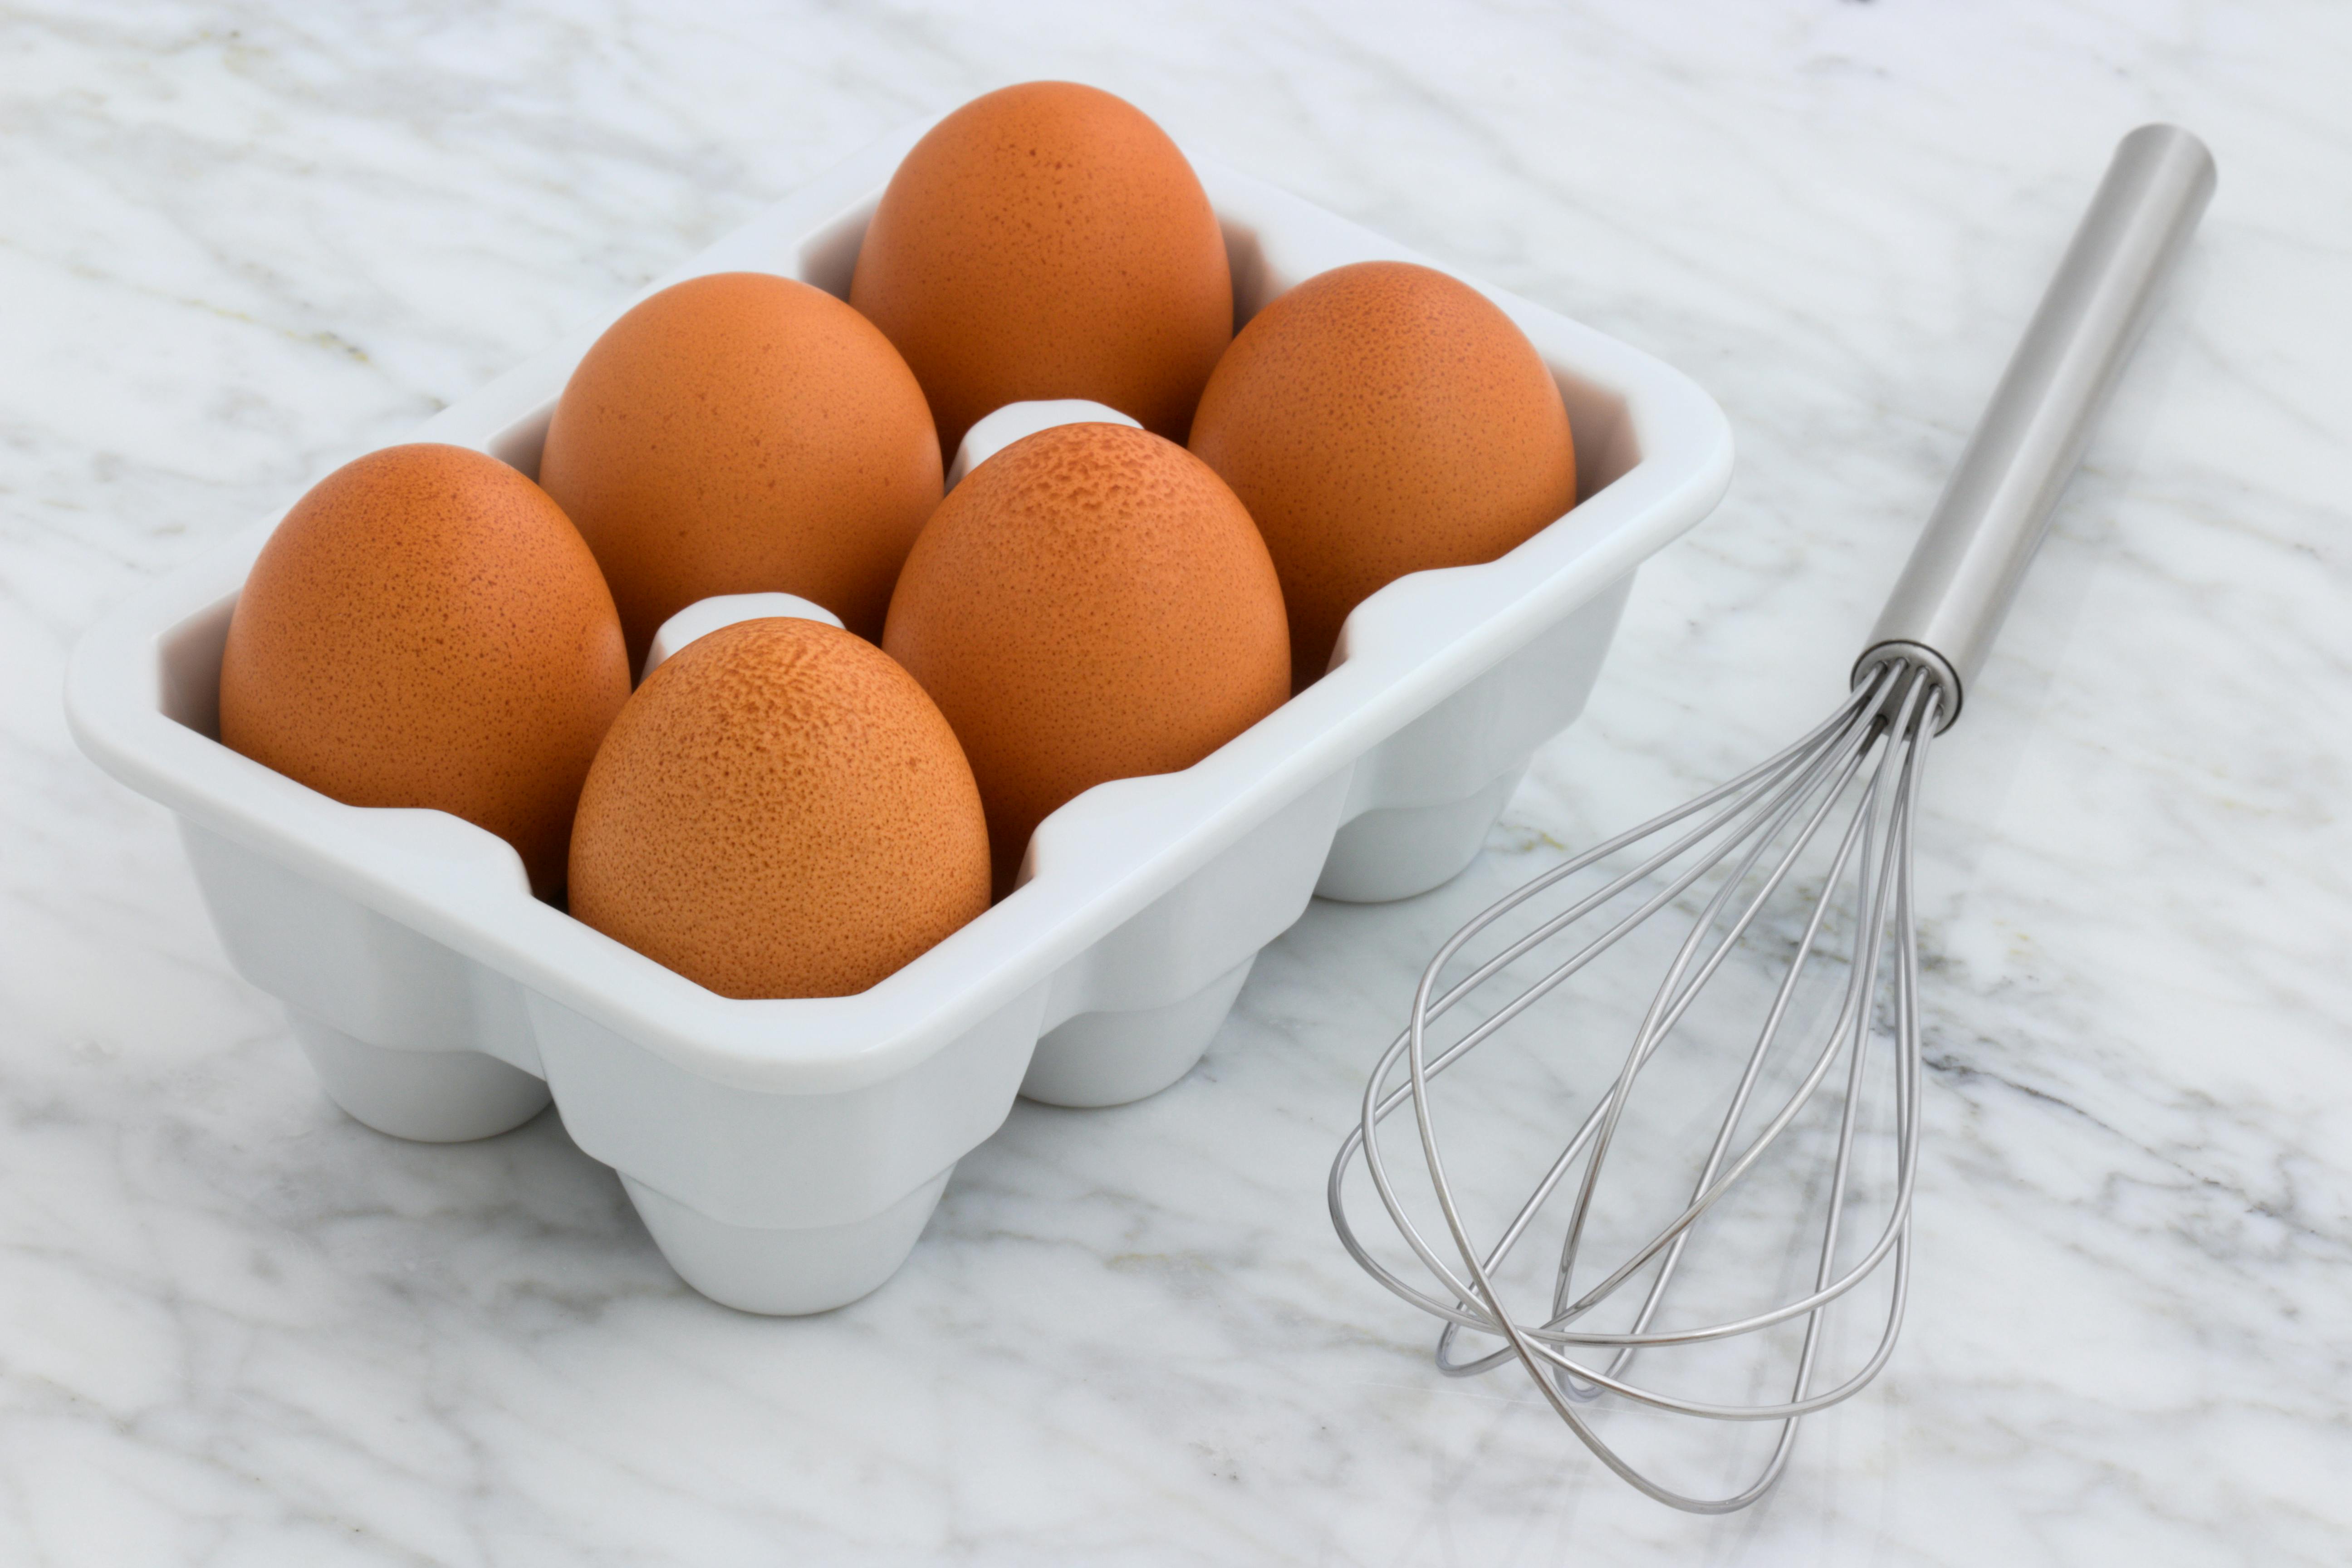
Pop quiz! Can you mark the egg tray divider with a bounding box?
[65,117,1734,1315]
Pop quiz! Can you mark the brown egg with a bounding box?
[1188,260,1577,690]
[568,618,990,1000]
[883,423,1289,897]
[848,81,1233,461]
[538,271,941,667]
[218,442,631,899]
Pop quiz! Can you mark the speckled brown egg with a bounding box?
[1188,260,1577,691]
[848,81,1233,461]
[567,617,990,1000]
[538,271,941,668]
[218,442,631,900]
[882,422,1288,897]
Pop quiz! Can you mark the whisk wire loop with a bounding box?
[1328,667,1941,1512]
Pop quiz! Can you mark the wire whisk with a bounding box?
[1329,124,2213,1511]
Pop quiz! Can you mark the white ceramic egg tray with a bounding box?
[65,117,1732,1315]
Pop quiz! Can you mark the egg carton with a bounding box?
[64,117,1732,1315]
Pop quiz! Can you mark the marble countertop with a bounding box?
[6,2,2347,1562]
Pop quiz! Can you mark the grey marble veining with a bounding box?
[5,1,2347,1562]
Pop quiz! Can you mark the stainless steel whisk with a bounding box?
[1329,126,2215,1513]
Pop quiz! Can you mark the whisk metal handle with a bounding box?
[1856,123,2215,729]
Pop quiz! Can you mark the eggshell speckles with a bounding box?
[883,422,1289,898]
[848,81,1233,461]
[218,442,631,900]
[1188,260,1577,690]
[539,271,941,667]
[568,618,990,1000]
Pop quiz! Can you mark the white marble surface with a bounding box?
[6,1,2349,1562]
